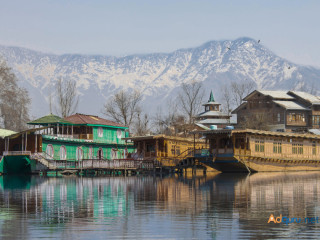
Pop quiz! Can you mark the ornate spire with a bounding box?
[208,90,215,102]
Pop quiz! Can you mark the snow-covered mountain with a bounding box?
[0,37,319,118]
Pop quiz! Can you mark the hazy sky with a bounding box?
[1,0,320,67]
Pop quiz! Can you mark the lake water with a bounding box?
[1,172,320,239]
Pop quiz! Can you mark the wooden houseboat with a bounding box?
[125,135,207,167]
[0,113,135,174]
[199,129,320,172]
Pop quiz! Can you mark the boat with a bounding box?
[196,129,320,172]
[0,113,135,174]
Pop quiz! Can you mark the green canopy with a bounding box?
[27,114,73,126]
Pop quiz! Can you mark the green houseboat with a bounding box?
[0,113,135,174]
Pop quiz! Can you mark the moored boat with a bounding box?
[198,129,320,172]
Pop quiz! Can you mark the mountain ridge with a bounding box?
[0,37,319,119]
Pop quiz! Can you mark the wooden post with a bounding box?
[25,133,28,151]
[35,134,38,153]
[21,134,24,151]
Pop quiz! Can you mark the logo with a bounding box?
[268,214,320,225]
[268,214,282,223]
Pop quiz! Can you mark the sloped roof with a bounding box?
[197,118,233,125]
[197,111,230,117]
[124,134,204,143]
[244,90,294,101]
[289,91,320,105]
[273,101,309,110]
[0,128,17,138]
[28,114,72,125]
[309,129,320,135]
[64,113,126,128]
[195,123,210,130]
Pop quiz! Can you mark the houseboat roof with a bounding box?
[64,113,127,128]
[124,134,205,143]
[28,114,73,126]
[8,127,48,139]
[0,128,17,138]
[196,129,320,140]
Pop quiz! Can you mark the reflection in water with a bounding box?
[0,172,320,239]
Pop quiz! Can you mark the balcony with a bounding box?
[43,133,94,143]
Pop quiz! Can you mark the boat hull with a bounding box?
[202,156,320,173]
[0,155,32,174]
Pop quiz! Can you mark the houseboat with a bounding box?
[125,134,207,167]
[0,113,135,174]
[198,129,320,172]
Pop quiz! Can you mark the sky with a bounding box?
[1,0,320,67]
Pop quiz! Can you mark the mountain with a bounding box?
[0,37,319,119]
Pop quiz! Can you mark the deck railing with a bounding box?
[3,151,31,156]
[31,153,155,170]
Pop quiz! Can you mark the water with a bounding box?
[1,172,320,239]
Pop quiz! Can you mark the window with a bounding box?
[117,129,122,139]
[60,146,67,160]
[273,142,282,154]
[76,147,83,161]
[255,139,264,152]
[46,144,54,159]
[88,146,93,159]
[288,113,305,122]
[312,142,316,155]
[98,127,103,137]
[292,143,303,155]
[97,147,103,159]
[312,116,320,125]
[111,149,118,160]
[146,144,155,152]
[277,113,281,123]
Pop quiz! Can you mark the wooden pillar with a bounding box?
[232,134,236,153]
[72,125,74,136]
[4,138,7,153]
[155,140,159,157]
[35,134,38,153]
[25,133,28,151]
[57,124,59,135]
[22,134,24,151]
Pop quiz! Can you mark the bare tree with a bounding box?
[220,84,233,116]
[103,89,142,129]
[153,98,179,135]
[55,77,79,118]
[133,110,150,136]
[231,79,256,106]
[178,81,205,124]
[0,59,30,131]
[239,113,271,131]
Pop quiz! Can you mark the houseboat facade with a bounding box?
[200,129,320,172]
[0,114,135,174]
[126,135,207,167]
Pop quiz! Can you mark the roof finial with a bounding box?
[208,90,215,102]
